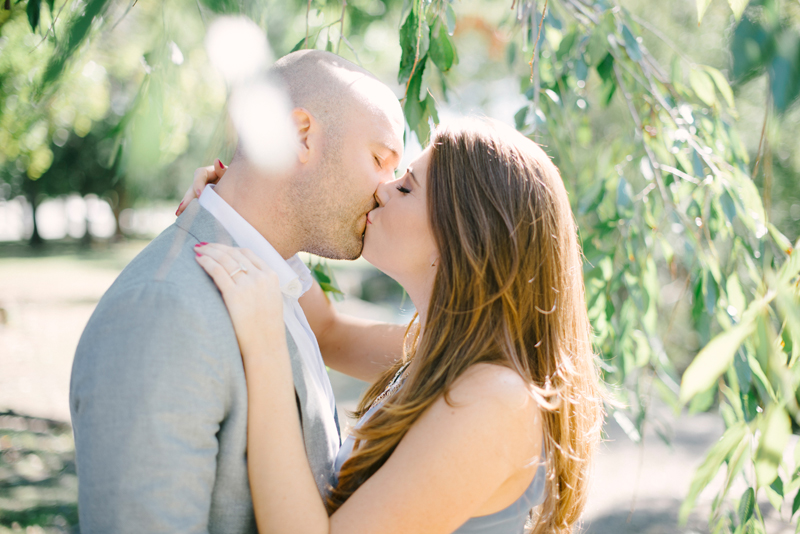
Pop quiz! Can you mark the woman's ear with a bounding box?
[293,108,315,164]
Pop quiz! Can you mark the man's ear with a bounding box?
[293,108,316,164]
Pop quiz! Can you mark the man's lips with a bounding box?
[366,211,374,224]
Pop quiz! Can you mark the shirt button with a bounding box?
[285,279,302,298]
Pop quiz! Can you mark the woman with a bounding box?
[185,119,602,534]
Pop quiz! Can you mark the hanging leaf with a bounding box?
[766,476,784,512]
[398,8,430,84]
[755,407,791,487]
[696,0,713,24]
[680,317,755,403]
[621,24,642,62]
[705,66,736,108]
[769,32,800,114]
[26,0,40,31]
[445,3,456,35]
[728,0,748,21]
[690,68,717,107]
[38,0,113,94]
[739,487,755,525]
[680,422,748,525]
[429,24,455,72]
[731,14,775,82]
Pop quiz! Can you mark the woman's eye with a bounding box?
[374,156,383,169]
[396,185,411,194]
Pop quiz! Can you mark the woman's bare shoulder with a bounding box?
[445,363,541,421]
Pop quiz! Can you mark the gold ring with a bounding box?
[229,263,248,278]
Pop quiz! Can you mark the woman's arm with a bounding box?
[196,243,543,534]
[181,163,405,382]
[299,280,406,382]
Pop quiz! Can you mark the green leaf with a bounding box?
[696,0,713,24]
[766,476,784,512]
[793,487,800,518]
[768,222,793,255]
[770,32,800,114]
[39,0,112,93]
[398,8,430,84]
[616,176,633,215]
[755,407,791,487]
[731,14,775,82]
[728,0,748,21]
[26,0,40,31]
[621,24,642,62]
[445,4,456,35]
[739,487,755,525]
[726,273,747,319]
[429,25,455,72]
[612,410,641,443]
[680,317,755,403]
[680,422,748,525]
[720,188,738,222]
[690,68,717,107]
[705,66,736,108]
[290,36,308,53]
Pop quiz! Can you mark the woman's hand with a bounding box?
[194,243,285,358]
[176,159,227,216]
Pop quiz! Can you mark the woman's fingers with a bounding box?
[195,243,267,287]
[239,247,271,273]
[176,160,227,217]
[195,253,236,295]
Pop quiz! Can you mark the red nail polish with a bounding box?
[195,242,208,247]
[196,252,202,257]
[217,159,225,169]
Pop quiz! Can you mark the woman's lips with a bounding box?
[366,211,373,224]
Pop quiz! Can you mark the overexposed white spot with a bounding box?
[229,80,296,173]
[206,16,271,86]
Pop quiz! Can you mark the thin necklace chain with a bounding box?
[369,360,413,410]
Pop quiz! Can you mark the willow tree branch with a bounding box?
[528,0,548,82]
[403,0,425,102]
[335,0,347,54]
[304,0,312,49]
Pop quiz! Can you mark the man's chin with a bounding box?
[304,236,363,261]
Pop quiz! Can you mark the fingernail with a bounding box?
[196,189,202,197]
[194,242,208,247]
[217,159,225,169]
[196,252,202,257]
[175,201,183,216]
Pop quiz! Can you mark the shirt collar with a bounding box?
[198,184,312,299]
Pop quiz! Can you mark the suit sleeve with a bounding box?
[70,282,231,534]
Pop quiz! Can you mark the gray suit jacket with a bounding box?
[70,200,340,533]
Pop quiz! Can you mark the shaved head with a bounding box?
[269,50,402,153]
[232,50,405,260]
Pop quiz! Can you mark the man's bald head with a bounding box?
[270,50,402,139]
[231,50,403,166]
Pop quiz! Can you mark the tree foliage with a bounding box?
[2,0,800,531]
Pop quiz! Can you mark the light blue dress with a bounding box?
[334,391,547,534]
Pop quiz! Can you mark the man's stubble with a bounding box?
[289,133,374,261]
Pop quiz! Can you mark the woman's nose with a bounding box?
[375,180,392,207]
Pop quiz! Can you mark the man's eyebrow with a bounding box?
[376,142,400,158]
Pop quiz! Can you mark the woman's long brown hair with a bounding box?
[327,119,603,533]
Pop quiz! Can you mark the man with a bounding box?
[70,50,406,533]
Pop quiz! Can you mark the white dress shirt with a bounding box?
[198,184,338,427]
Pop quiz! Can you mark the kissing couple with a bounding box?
[70,50,603,534]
